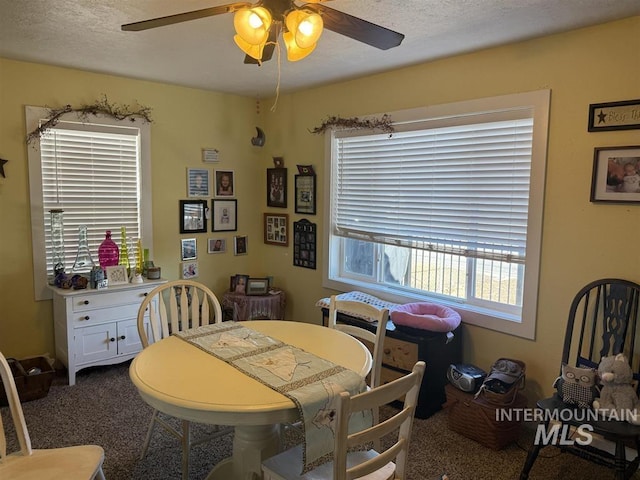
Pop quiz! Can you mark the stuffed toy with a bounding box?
[553,363,599,408]
[592,353,640,423]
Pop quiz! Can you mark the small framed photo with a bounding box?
[590,145,640,203]
[267,168,287,208]
[212,199,237,231]
[234,235,248,256]
[208,237,226,253]
[247,278,270,296]
[179,199,207,233]
[215,170,235,197]
[181,261,198,279]
[105,265,129,285]
[181,238,197,260]
[264,213,289,246]
[231,274,249,294]
[187,168,210,197]
[295,174,316,215]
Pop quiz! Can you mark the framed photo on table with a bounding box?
[179,199,207,233]
[295,174,316,215]
[264,213,289,246]
[212,199,237,231]
[590,145,640,203]
[105,265,129,285]
[247,278,270,296]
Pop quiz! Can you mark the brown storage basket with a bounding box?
[0,356,55,406]
[444,384,527,450]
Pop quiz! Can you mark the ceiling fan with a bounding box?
[121,0,405,65]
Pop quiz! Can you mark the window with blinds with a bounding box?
[325,90,550,339]
[27,106,152,301]
[40,124,141,275]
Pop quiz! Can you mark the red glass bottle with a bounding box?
[98,230,119,268]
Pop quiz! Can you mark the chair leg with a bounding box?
[94,467,106,480]
[519,421,548,480]
[181,420,191,480]
[140,409,160,460]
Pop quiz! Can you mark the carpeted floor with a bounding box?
[0,361,630,479]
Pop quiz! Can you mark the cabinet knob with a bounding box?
[109,338,116,342]
[384,348,391,355]
[83,300,90,305]
[143,292,148,296]
[119,335,126,340]
[84,316,90,321]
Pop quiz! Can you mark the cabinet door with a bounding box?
[117,318,146,356]
[74,322,118,365]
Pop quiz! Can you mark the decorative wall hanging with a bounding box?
[588,99,640,132]
[310,114,394,136]
[215,170,235,197]
[296,164,315,175]
[0,157,8,178]
[293,219,316,269]
[212,199,238,232]
[251,127,266,146]
[180,200,207,233]
[187,168,211,197]
[202,148,220,163]
[264,213,289,246]
[295,174,316,215]
[234,236,248,256]
[267,168,287,208]
[590,145,640,203]
[26,95,152,144]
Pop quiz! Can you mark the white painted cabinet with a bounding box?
[51,279,166,385]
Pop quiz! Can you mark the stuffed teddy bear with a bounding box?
[592,353,640,423]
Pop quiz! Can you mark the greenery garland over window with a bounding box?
[310,114,394,135]
[26,95,153,144]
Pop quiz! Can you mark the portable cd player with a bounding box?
[447,363,487,393]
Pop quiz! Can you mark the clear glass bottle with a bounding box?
[72,225,95,273]
[50,209,65,279]
[98,230,119,269]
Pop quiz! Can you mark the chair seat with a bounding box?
[538,394,640,438]
[262,444,396,480]
[0,445,105,480]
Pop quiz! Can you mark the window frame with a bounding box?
[323,90,550,340]
[26,106,153,301]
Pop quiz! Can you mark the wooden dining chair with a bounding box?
[136,279,231,480]
[262,361,426,480]
[0,351,105,480]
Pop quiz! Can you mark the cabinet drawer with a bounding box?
[71,288,152,312]
[72,303,141,326]
[382,337,418,371]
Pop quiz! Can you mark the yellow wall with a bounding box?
[1,16,639,399]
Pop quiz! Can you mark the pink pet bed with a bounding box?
[390,302,461,332]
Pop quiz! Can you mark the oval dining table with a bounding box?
[129,320,373,480]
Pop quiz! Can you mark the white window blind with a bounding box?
[40,122,141,274]
[333,116,534,264]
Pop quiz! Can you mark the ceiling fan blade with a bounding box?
[304,3,404,50]
[244,24,279,65]
[121,3,252,31]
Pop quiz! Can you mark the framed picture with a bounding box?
[247,278,270,296]
[105,265,129,285]
[267,168,287,208]
[295,174,316,215]
[181,238,197,260]
[181,261,198,279]
[212,199,237,231]
[214,170,235,197]
[588,99,640,132]
[179,199,207,233]
[202,148,220,163]
[590,146,640,203]
[231,274,249,293]
[208,237,226,253]
[293,219,317,269]
[187,168,210,197]
[234,235,248,255]
[264,213,289,246]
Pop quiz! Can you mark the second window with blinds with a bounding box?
[324,90,550,339]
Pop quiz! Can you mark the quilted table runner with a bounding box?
[174,322,370,472]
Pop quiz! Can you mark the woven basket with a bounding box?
[444,384,527,450]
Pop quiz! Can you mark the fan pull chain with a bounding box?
[270,40,281,112]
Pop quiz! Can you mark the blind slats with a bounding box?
[334,117,533,262]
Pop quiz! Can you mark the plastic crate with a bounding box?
[0,356,55,406]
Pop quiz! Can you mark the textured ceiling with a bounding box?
[1,0,639,97]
